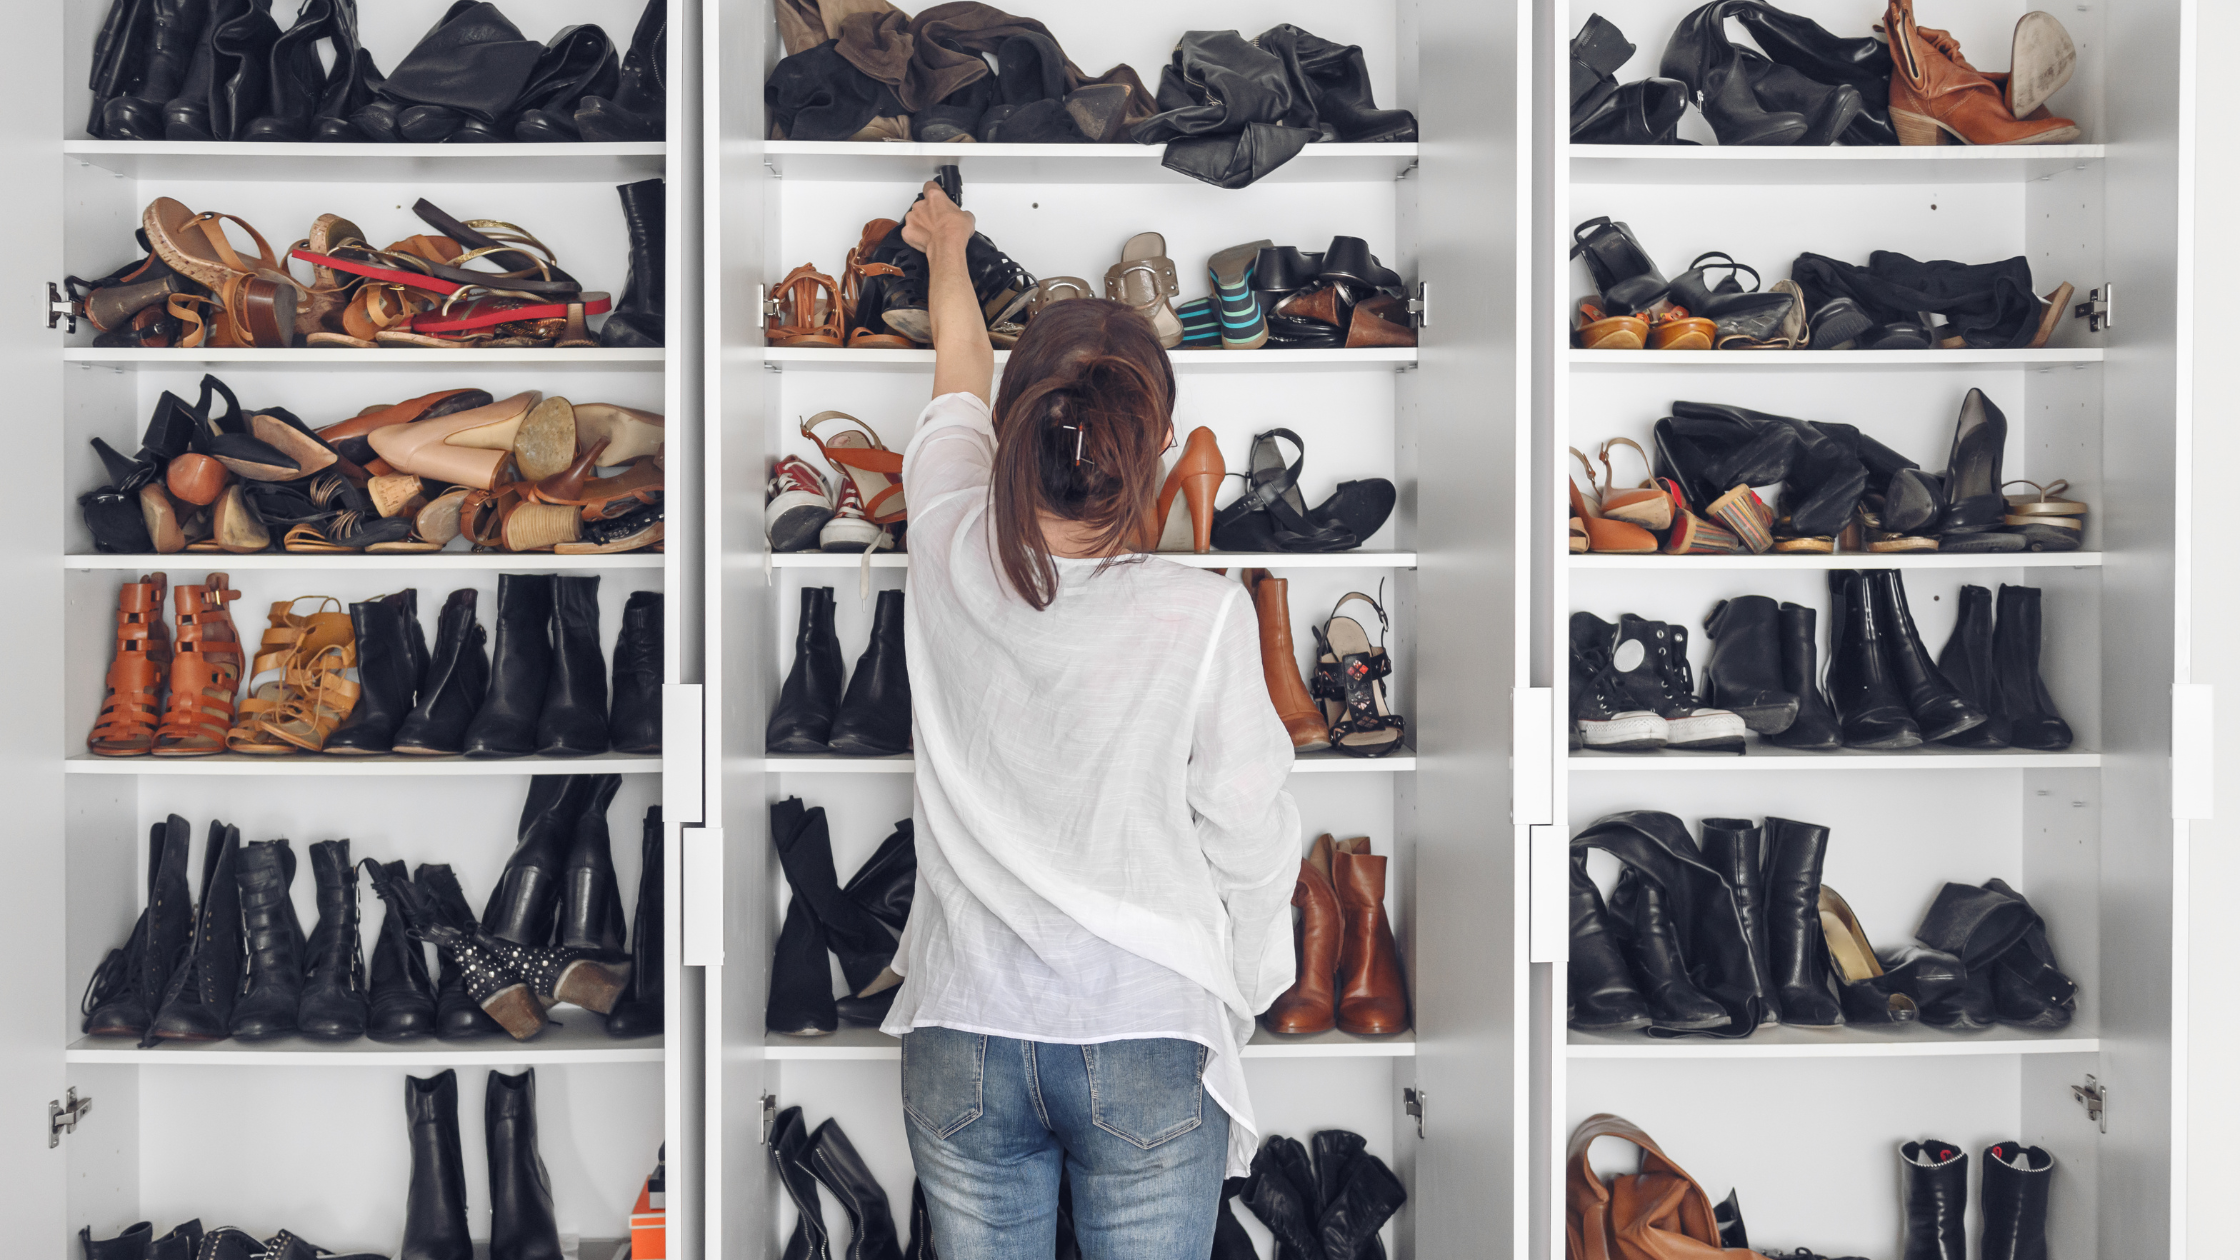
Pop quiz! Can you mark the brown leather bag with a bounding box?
[1567,1114,1765,1260]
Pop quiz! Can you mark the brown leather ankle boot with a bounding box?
[1262,835,1341,1034]
[1334,837,1409,1035]
[1885,0,2078,145]
[1245,569,1332,752]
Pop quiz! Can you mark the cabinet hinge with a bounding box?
[1403,1087,1426,1139]
[2071,1075,2106,1133]
[761,1094,779,1143]
[47,282,79,334]
[48,1087,91,1147]
[1407,283,1429,328]
[758,284,782,320]
[2071,283,2112,332]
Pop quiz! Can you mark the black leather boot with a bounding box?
[464,574,554,758]
[377,2,542,136]
[558,774,626,951]
[307,0,378,141]
[768,586,846,753]
[1310,1130,1409,1259]
[1868,569,1985,742]
[1241,1136,1323,1259]
[1934,584,2010,747]
[508,24,618,141]
[80,1220,152,1259]
[768,1106,832,1259]
[1995,585,2072,750]
[82,815,193,1038]
[1700,595,1799,734]
[206,0,282,141]
[1763,816,1842,1026]
[775,798,897,996]
[159,0,221,138]
[1610,874,1730,1031]
[240,0,334,140]
[485,775,598,944]
[828,588,912,756]
[1764,602,1842,750]
[610,590,662,753]
[807,1119,904,1260]
[103,0,208,139]
[1978,1142,2052,1260]
[1699,817,1777,1023]
[1567,852,1651,1032]
[87,0,153,138]
[147,822,241,1044]
[146,1221,204,1260]
[487,1068,564,1260]
[300,839,368,1040]
[229,839,307,1040]
[1899,1139,1968,1260]
[368,859,438,1041]
[606,806,664,1038]
[1827,569,1922,750]
[396,588,489,755]
[328,589,426,754]
[417,864,506,1039]
[575,0,665,141]
[767,798,837,1036]
[598,179,666,346]
[402,1070,473,1260]
[537,574,610,756]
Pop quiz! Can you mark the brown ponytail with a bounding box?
[989,298,1178,610]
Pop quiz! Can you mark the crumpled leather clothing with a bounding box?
[1133,27,1418,189]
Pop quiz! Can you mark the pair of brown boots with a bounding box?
[1264,834,1409,1036]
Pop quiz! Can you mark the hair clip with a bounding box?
[1059,422,1090,467]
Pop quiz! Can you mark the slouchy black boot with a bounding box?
[487,1068,564,1260]
[1698,817,1777,1023]
[82,814,193,1038]
[206,0,282,141]
[1996,585,2072,750]
[306,0,378,141]
[1827,569,1921,749]
[464,574,554,758]
[828,587,912,756]
[1869,569,1985,742]
[598,180,667,347]
[240,0,336,140]
[87,0,153,139]
[508,24,618,142]
[147,822,241,1043]
[378,2,542,137]
[609,590,662,753]
[1764,602,1842,750]
[768,1106,833,1259]
[396,589,488,755]
[574,0,665,141]
[485,775,598,945]
[103,0,208,139]
[229,839,307,1040]
[767,586,846,753]
[1978,1142,2052,1260]
[807,1119,904,1260]
[1935,584,2010,748]
[328,589,426,754]
[606,806,664,1038]
[766,798,837,1036]
[299,839,369,1040]
[536,575,610,756]
[1567,853,1652,1032]
[417,864,506,1039]
[558,774,626,951]
[401,1070,473,1260]
[775,798,897,995]
[368,859,438,1041]
[1700,595,1798,733]
[1764,816,1842,1026]
[1900,1139,1968,1260]
[1610,875,1730,1031]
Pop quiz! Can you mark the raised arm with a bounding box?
[901,181,994,405]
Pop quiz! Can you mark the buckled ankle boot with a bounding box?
[416,864,505,1039]
[774,797,897,996]
[1765,602,1842,750]
[81,1221,153,1259]
[1764,816,1842,1026]
[486,1068,564,1260]
[464,574,555,758]
[368,859,438,1041]
[596,178,667,346]
[1245,569,1333,752]
[1995,584,2072,750]
[610,590,662,754]
[606,806,664,1038]
[1332,838,1408,1035]
[402,1070,473,1260]
[1264,838,1341,1034]
[806,1119,903,1260]
[300,839,368,1040]
[1900,1139,1968,1260]
[82,815,193,1038]
[1699,818,1778,1024]
[558,774,626,951]
[1869,569,1985,742]
[1934,584,2010,747]
[767,587,846,753]
[828,588,911,755]
[768,1106,833,1259]
[103,0,210,139]
[1700,595,1800,734]
[241,0,335,140]
[485,775,598,945]
[229,839,307,1040]
[396,589,489,756]
[147,821,241,1044]
[1979,1142,2052,1260]
[766,798,837,1036]
[536,575,610,756]
[1566,852,1651,1032]
[575,0,666,142]
[1827,569,1922,750]
[328,589,427,754]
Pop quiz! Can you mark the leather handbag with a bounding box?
[1567,1113,1766,1260]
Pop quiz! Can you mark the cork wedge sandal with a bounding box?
[87,573,172,757]
[149,574,244,757]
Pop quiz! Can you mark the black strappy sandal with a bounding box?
[1310,589,1407,758]
[1208,428,1358,553]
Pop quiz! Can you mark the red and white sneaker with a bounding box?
[765,455,834,552]
[821,471,895,553]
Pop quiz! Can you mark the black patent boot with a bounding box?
[147,822,242,1044]
[300,839,368,1040]
[1996,585,2072,750]
[1765,602,1842,750]
[464,574,555,758]
[774,797,897,996]
[416,864,505,1039]
[606,806,664,1038]
[103,0,209,138]
[610,590,662,754]
[767,798,837,1036]
[1699,818,1778,1023]
[1763,816,1842,1027]
[485,775,599,945]
[1935,584,2010,748]
[1868,569,1985,742]
[829,588,911,755]
[558,774,626,951]
[768,1106,832,1259]
[487,1068,564,1260]
[807,1119,904,1260]
[1827,569,1921,750]
[402,1070,473,1260]
[767,586,846,753]
[82,814,193,1038]
[368,859,438,1041]
[537,575,610,756]
[1978,1142,2052,1260]
[1609,874,1730,1031]
[229,839,307,1040]
[598,179,666,346]
[1567,853,1651,1032]
[1700,595,1799,734]
[328,589,426,754]
[396,589,488,756]
[1899,1139,1968,1260]
[575,0,665,141]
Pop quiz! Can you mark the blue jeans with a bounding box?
[900,1026,1231,1260]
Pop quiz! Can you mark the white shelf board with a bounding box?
[65,347,666,369]
[1567,1026,2099,1059]
[768,550,1416,571]
[763,141,1417,184]
[1569,747,2098,771]
[764,347,1416,372]
[765,750,1415,774]
[63,140,667,183]
[67,551,662,571]
[1567,348,2103,369]
[1569,143,2104,185]
[67,1020,661,1065]
[1571,552,2101,571]
[64,751,663,775]
[766,1025,1415,1060]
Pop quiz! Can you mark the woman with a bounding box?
[879,181,1302,1257]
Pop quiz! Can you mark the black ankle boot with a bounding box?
[402,1070,473,1260]
[768,1106,832,1258]
[1765,602,1842,750]
[1935,584,2010,748]
[830,587,912,755]
[606,806,664,1038]
[1566,852,1651,1032]
[766,798,837,1035]
[229,839,307,1040]
[465,575,554,758]
[1700,595,1799,734]
[328,589,427,754]
[558,774,626,951]
[775,798,897,996]
[1899,1139,1968,1260]
[1698,817,1777,1023]
[146,1221,203,1260]
[486,1068,564,1260]
[300,839,368,1040]
[768,586,847,753]
[807,1119,904,1260]
[396,589,489,755]
[1827,569,1922,749]
[80,1221,151,1259]
[610,590,662,754]
[240,0,336,140]
[82,815,193,1038]
[1978,1142,2052,1260]
[147,822,241,1044]
[599,179,665,347]
[537,575,610,756]
[1995,585,2072,750]
[1869,569,1985,742]
[103,0,209,139]
[368,860,438,1041]
[1764,816,1842,1026]
[575,0,665,141]
[416,864,506,1039]
[486,775,598,945]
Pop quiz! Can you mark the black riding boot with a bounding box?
[485,775,600,945]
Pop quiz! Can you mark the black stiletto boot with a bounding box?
[598,179,667,346]
[485,776,598,945]
[807,1119,905,1260]
[1827,569,1922,750]
[768,586,847,753]
[82,815,193,1038]
[1763,816,1842,1026]
[1869,569,1985,742]
[299,839,369,1040]
[1700,595,1799,734]
[396,589,489,755]
[229,839,307,1040]
[1935,584,2010,748]
[1698,818,1777,1023]
[328,589,425,754]
[558,774,626,951]
[537,575,610,756]
[610,590,662,754]
[1764,602,1842,750]
[607,806,664,1038]
[368,860,439,1041]
[464,574,554,758]
[767,798,838,1036]
[147,822,241,1044]
[1899,1139,1968,1260]
[769,1106,832,1259]
[401,1070,473,1260]
[487,1068,564,1260]
[828,588,912,756]
[1996,585,2072,750]
[1978,1142,2052,1260]
[416,864,506,1039]
[1567,853,1652,1032]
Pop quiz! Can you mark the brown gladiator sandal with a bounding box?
[151,573,245,756]
[87,573,173,757]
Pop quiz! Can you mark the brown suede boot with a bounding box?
[1886,0,2078,145]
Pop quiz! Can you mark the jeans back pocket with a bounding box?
[1084,1037,1207,1149]
[901,1026,987,1139]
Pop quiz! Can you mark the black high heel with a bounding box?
[1937,388,2009,539]
[1311,590,1406,757]
[182,374,300,481]
[1570,217,1670,314]
[1208,429,1358,553]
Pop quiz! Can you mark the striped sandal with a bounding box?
[226,597,353,755]
[150,574,245,757]
[1208,239,1273,350]
[802,411,905,526]
[87,573,172,757]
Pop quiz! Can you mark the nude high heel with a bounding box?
[439,390,544,451]
[571,402,665,464]
[1155,426,1225,554]
[367,392,540,491]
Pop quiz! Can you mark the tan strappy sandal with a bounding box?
[802,411,905,526]
[150,573,244,757]
[1595,438,1674,530]
[842,220,915,349]
[1104,233,1183,349]
[226,597,353,755]
[262,642,360,753]
[768,263,844,347]
[87,573,171,757]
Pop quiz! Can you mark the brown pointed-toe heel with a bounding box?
[1154,426,1225,553]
